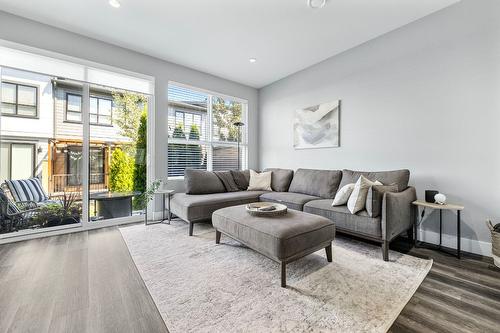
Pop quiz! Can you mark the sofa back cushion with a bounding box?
[263,168,294,192]
[230,170,250,191]
[185,169,226,194]
[339,169,410,192]
[288,168,342,198]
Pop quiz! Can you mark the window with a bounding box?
[167,84,247,177]
[66,146,105,185]
[66,93,113,125]
[1,82,37,117]
[0,143,35,180]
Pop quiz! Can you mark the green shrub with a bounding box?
[110,148,134,192]
[133,111,147,208]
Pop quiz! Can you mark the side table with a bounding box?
[153,189,175,224]
[412,200,464,259]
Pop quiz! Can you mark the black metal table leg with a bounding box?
[457,210,461,259]
[439,209,442,249]
[167,192,171,224]
[162,193,166,222]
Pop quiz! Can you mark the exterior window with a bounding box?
[1,82,38,117]
[0,143,35,180]
[66,93,113,125]
[167,84,247,178]
[67,146,105,185]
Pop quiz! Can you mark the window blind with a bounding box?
[167,84,247,177]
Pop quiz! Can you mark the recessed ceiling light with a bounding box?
[249,58,257,63]
[109,0,121,8]
[307,0,326,9]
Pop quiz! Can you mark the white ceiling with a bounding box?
[0,0,459,88]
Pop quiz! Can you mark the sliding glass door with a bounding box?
[0,45,154,238]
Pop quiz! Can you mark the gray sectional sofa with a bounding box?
[170,167,417,261]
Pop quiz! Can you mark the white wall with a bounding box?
[0,10,259,194]
[258,0,500,254]
[0,67,54,139]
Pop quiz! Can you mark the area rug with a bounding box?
[119,221,432,333]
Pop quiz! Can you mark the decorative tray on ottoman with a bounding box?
[246,202,288,217]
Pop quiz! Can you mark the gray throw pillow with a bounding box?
[214,171,240,192]
[230,170,250,191]
[184,169,226,194]
[263,168,294,192]
[365,184,398,218]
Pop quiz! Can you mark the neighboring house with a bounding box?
[50,79,132,194]
[0,68,54,190]
[168,100,207,139]
[1,70,132,195]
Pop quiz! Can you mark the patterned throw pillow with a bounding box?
[5,178,48,203]
[332,183,355,206]
[347,176,382,214]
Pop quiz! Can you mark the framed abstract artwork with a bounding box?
[293,100,340,149]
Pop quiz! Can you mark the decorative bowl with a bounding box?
[246,202,288,217]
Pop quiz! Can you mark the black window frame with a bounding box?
[1,81,39,118]
[65,93,113,126]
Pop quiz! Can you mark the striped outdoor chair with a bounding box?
[0,188,39,233]
[2,178,56,206]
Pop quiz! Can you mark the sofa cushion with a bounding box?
[339,169,410,192]
[263,168,294,192]
[230,170,250,191]
[213,205,335,260]
[185,169,226,194]
[260,192,320,211]
[171,191,266,222]
[366,184,398,218]
[288,168,342,198]
[304,199,382,238]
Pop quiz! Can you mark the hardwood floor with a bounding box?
[0,226,498,333]
[389,240,500,333]
[0,227,168,333]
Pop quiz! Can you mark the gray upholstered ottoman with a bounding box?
[212,204,335,287]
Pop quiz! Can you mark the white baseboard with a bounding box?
[417,229,492,257]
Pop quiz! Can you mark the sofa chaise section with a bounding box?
[171,191,267,236]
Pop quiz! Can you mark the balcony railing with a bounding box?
[50,173,108,195]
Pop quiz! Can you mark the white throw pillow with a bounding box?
[347,176,382,214]
[332,183,355,206]
[247,170,273,191]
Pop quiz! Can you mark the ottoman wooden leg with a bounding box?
[281,262,287,288]
[189,222,194,236]
[325,243,332,262]
[215,230,221,244]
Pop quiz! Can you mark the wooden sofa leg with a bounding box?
[281,262,287,288]
[215,230,221,244]
[189,222,194,236]
[382,241,389,261]
[325,243,332,262]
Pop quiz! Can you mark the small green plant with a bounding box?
[138,179,162,210]
[33,193,81,227]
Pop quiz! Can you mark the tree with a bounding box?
[112,92,148,142]
[109,148,134,192]
[188,124,202,169]
[212,97,242,142]
[133,111,147,208]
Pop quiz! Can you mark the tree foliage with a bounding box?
[212,97,242,142]
[112,92,148,142]
[133,111,147,208]
[109,148,134,192]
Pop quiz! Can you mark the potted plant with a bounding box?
[138,179,162,225]
[33,192,82,228]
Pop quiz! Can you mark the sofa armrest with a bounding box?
[381,186,417,241]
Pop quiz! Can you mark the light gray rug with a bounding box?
[119,221,432,333]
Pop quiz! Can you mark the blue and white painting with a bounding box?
[293,100,340,149]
